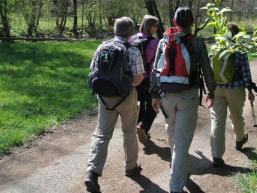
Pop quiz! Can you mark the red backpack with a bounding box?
[159,27,193,91]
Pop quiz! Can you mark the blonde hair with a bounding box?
[139,15,159,35]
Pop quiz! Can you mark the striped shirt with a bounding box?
[90,36,145,76]
[217,53,252,89]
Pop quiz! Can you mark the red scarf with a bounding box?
[161,26,192,77]
[161,27,183,76]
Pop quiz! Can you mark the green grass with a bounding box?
[0,40,100,154]
[249,53,257,61]
[236,148,257,193]
[237,172,257,193]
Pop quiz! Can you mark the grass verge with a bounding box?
[237,171,257,193]
[0,40,100,155]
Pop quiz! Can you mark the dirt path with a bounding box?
[0,62,257,193]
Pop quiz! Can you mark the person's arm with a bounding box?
[150,40,164,113]
[195,37,216,107]
[150,40,164,99]
[239,53,255,102]
[129,47,145,86]
[132,74,144,86]
[90,44,103,70]
[248,90,255,102]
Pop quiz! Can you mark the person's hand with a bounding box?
[205,96,214,108]
[132,74,144,86]
[152,98,160,113]
[248,91,255,102]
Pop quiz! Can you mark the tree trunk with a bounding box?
[193,0,203,36]
[229,0,235,21]
[59,16,67,36]
[246,0,253,19]
[0,0,10,39]
[169,0,181,27]
[175,0,180,11]
[99,0,103,26]
[35,2,43,35]
[168,0,173,26]
[144,0,164,38]
[81,0,85,36]
[57,0,68,36]
[72,0,79,37]
[27,0,43,37]
[188,0,193,9]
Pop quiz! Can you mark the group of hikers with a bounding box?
[85,7,255,193]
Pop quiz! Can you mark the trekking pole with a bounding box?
[250,101,257,127]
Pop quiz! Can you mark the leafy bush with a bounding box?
[201,1,257,60]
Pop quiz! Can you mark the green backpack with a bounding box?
[212,51,235,84]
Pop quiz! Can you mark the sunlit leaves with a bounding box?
[218,8,232,15]
[202,1,257,57]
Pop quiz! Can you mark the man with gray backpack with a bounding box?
[86,16,144,193]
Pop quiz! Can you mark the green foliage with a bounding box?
[0,41,100,154]
[201,2,257,60]
[237,172,257,193]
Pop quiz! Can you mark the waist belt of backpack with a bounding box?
[199,65,206,108]
[160,104,168,118]
[98,95,128,111]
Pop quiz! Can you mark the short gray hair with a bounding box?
[113,17,135,38]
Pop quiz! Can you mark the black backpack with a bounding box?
[130,35,155,74]
[88,39,132,110]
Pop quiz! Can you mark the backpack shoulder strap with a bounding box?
[191,36,207,107]
[99,95,128,111]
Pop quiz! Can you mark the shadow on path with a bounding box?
[189,150,252,176]
[143,140,170,162]
[128,173,169,193]
[140,140,254,193]
[185,150,253,193]
[240,147,257,162]
[142,142,255,193]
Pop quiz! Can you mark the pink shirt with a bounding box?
[138,32,159,64]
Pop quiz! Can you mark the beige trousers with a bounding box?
[210,87,246,158]
[87,88,139,175]
[161,89,199,192]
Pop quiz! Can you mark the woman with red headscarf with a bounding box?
[150,7,216,193]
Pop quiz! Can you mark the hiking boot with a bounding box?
[212,157,225,167]
[136,126,148,146]
[235,133,248,150]
[84,171,100,192]
[125,164,142,177]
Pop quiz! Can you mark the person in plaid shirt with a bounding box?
[210,23,255,167]
[85,17,144,193]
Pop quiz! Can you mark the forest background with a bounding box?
[1,0,257,40]
[0,1,257,192]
